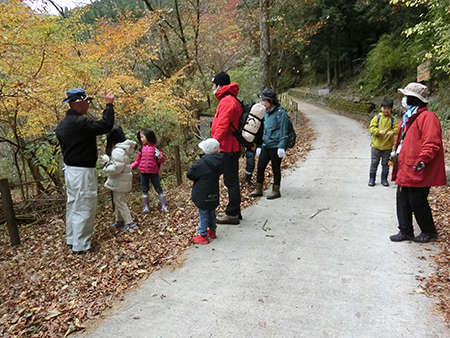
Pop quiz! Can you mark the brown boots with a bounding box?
[248,183,263,197]
[248,184,281,199]
[266,185,281,199]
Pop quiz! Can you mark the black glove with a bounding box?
[414,161,426,171]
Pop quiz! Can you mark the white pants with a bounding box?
[113,191,133,224]
[65,166,98,252]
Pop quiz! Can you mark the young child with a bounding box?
[368,98,399,187]
[187,138,223,244]
[102,125,137,232]
[131,127,167,212]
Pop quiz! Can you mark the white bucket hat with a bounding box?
[199,138,220,155]
[398,82,429,103]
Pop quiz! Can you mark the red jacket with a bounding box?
[211,83,243,153]
[392,107,446,187]
[131,144,165,174]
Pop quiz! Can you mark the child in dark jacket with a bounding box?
[187,138,223,244]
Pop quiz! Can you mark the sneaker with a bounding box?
[414,232,438,243]
[389,232,414,242]
[121,222,137,232]
[207,229,217,239]
[216,214,239,225]
[192,235,209,244]
[111,221,124,228]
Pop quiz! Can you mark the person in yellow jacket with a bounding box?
[368,98,399,187]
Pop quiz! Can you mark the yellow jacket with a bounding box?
[369,112,399,150]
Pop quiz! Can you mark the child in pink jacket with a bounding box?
[131,127,167,212]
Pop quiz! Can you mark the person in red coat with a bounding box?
[210,71,243,224]
[390,82,447,243]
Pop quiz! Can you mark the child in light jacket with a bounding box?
[102,125,137,232]
[131,127,167,212]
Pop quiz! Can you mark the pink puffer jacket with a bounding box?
[131,144,165,174]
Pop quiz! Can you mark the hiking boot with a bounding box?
[267,185,281,200]
[218,212,242,220]
[414,232,438,243]
[216,214,239,225]
[72,246,99,255]
[111,221,124,228]
[389,231,414,242]
[192,235,209,244]
[121,222,137,232]
[248,183,263,197]
[207,229,217,239]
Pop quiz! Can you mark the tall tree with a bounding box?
[260,0,270,88]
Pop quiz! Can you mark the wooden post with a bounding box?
[0,179,20,246]
[174,146,182,185]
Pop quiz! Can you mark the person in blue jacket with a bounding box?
[248,88,288,200]
[187,138,223,244]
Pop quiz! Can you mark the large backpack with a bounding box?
[229,97,265,148]
[286,116,296,149]
[277,108,296,149]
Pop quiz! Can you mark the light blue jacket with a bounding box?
[261,105,289,149]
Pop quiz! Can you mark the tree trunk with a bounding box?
[260,0,270,89]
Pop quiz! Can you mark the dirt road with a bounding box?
[81,100,448,338]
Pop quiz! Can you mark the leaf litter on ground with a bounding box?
[0,114,314,337]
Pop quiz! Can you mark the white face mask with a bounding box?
[213,85,220,94]
[402,96,411,109]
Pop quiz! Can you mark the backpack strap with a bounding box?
[376,115,395,130]
[226,94,243,131]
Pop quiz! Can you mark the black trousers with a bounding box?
[222,152,241,217]
[256,148,282,186]
[396,186,437,236]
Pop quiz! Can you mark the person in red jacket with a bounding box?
[390,82,447,243]
[210,71,243,224]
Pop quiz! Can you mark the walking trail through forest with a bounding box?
[80,100,449,337]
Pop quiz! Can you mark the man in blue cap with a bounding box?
[56,88,114,254]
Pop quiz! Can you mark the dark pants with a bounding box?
[245,150,256,174]
[256,148,282,186]
[370,147,390,175]
[140,173,163,195]
[222,152,241,217]
[396,186,437,236]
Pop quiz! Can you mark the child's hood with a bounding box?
[116,140,137,155]
[202,153,223,172]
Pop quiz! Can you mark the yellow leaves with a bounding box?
[1,1,196,143]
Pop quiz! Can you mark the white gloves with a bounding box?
[155,148,162,159]
[277,148,286,158]
[101,154,110,165]
[256,148,261,157]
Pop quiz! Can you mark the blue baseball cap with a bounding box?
[62,88,94,103]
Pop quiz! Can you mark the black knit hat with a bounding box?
[211,72,230,86]
[258,88,278,105]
